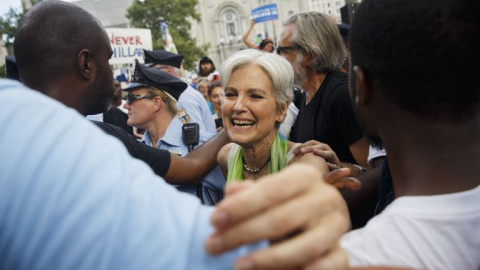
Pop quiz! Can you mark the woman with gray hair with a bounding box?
[217,49,331,182]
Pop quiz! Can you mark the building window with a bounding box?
[223,10,238,37]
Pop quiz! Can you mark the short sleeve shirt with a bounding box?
[290,71,364,164]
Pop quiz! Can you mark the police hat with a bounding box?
[123,59,187,101]
[143,49,184,69]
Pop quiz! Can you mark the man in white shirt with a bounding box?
[337,0,480,269]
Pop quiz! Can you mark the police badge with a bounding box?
[176,108,190,124]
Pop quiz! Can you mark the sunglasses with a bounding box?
[276,45,303,55]
[125,93,156,104]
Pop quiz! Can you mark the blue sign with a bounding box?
[252,4,279,23]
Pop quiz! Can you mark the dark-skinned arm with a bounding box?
[293,140,383,228]
[164,129,230,184]
[341,156,384,229]
[91,121,229,185]
[348,137,370,168]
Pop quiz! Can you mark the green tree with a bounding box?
[0,7,23,46]
[0,0,42,45]
[126,0,208,70]
[0,64,6,78]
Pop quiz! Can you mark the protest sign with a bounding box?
[107,28,152,65]
[252,4,279,23]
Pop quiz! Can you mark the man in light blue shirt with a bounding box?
[0,78,350,270]
[0,79,263,269]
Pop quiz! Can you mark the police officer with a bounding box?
[143,50,217,142]
[123,59,225,205]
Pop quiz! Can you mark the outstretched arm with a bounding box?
[164,129,230,184]
[349,137,370,168]
[242,19,258,49]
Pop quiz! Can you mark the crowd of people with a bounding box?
[1,0,479,269]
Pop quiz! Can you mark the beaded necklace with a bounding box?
[242,156,271,174]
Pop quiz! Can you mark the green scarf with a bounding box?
[227,133,288,182]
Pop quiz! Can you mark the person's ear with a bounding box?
[352,66,374,106]
[78,49,92,80]
[304,52,317,66]
[276,100,289,123]
[153,96,163,112]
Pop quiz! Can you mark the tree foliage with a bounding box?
[0,0,42,45]
[0,64,5,78]
[0,7,24,45]
[126,0,208,70]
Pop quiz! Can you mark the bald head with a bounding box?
[14,0,115,116]
[16,1,103,86]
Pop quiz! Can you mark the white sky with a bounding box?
[0,0,76,17]
[0,0,22,15]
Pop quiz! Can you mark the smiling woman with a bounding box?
[217,49,329,181]
[208,81,224,131]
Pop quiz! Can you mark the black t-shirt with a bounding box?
[91,121,171,177]
[290,71,364,164]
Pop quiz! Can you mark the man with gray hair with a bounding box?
[278,12,379,229]
[278,11,368,168]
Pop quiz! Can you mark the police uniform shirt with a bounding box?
[176,85,217,139]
